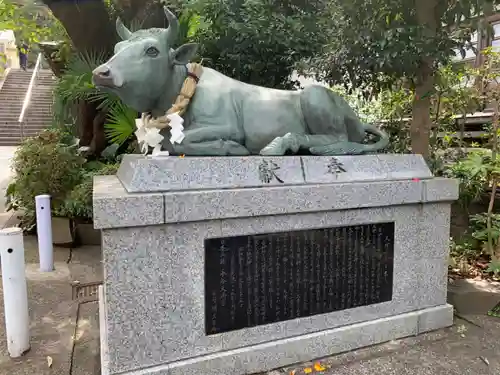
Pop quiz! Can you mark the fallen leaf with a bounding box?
[47,356,53,368]
[314,362,326,371]
[480,356,490,365]
[289,371,296,375]
[304,368,313,374]
[457,324,467,334]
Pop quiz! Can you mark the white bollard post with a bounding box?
[35,194,53,272]
[0,227,30,357]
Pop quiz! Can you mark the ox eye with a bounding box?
[146,46,159,57]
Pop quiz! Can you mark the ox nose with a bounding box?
[95,65,111,77]
[92,65,115,87]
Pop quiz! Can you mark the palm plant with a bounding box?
[104,100,137,146]
[53,51,136,146]
[54,50,119,108]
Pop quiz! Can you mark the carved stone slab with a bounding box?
[117,154,305,193]
[117,153,433,193]
[301,154,433,184]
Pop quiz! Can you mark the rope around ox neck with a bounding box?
[143,63,203,129]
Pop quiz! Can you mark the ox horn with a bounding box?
[164,7,179,45]
[116,17,132,40]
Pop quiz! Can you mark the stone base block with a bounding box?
[99,292,453,375]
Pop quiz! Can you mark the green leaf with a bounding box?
[104,101,137,146]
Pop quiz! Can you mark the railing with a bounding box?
[17,53,43,142]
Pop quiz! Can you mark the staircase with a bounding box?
[0,69,56,146]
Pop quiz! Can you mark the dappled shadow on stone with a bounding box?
[267,317,500,375]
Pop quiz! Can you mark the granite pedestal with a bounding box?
[94,154,458,375]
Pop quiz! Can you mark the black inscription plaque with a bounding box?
[204,222,395,335]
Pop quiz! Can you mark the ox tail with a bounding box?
[309,123,390,156]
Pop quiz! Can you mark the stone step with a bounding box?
[0,118,52,123]
[0,102,51,105]
[0,109,53,113]
[2,84,54,88]
[0,102,54,106]
[0,88,28,91]
[0,94,53,100]
[0,105,52,112]
[0,126,50,131]
[0,123,51,130]
[0,137,37,146]
[0,120,53,125]
[0,70,55,139]
[1,115,52,119]
[0,101,52,104]
[0,128,47,134]
[0,111,52,116]
[0,109,52,113]
[0,92,53,97]
[0,118,52,124]
[0,100,53,103]
[0,130,48,137]
[0,132,47,138]
[2,81,54,85]
[0,96,52,100]
[0,134,49,139]
[0,120,52,125]
[0,107,52,112]
[0,128,48,134]
[0,88,54,93]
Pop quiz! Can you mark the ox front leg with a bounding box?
[260,133,339,156]
[172,140,250,156]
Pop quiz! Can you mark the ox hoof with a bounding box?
[259,146,285,156]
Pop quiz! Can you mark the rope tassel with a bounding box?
[145,63,203,129]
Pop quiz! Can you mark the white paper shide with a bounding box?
[135,112,185,157]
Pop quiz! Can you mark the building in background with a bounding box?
[0,30,19,71]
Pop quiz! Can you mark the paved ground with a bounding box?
[0,237,102,375]
[270,315,500,375]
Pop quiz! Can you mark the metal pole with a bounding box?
[0,227,30,357]
[35,195,53,272]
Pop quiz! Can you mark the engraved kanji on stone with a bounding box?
[326,157,346,177]
[258,159,284,183]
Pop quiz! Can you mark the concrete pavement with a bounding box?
[269,315,500,375]
[0,237,102,375]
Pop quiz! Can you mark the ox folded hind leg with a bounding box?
[173,140,250,156]
[309,141,367,156]
[260,133,340,156]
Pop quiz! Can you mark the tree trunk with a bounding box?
[411,0,439,158]
[411,64,434,158]
[77,101,97,149]
[91,110,108,156]
[42,0,117,57]
[117,0,168,29]
[42,0,117,157]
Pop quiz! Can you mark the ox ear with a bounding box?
[116,17,132,40]
[171,43,198,65]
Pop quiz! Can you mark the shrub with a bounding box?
[442,151,488,210]
[7,129,85,230]
[58,162,119,222]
